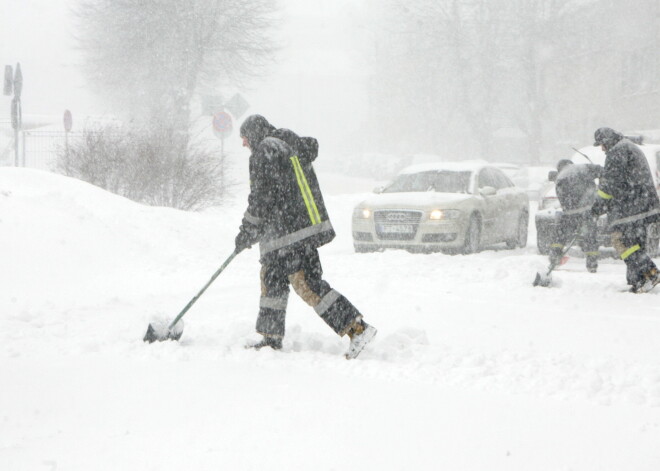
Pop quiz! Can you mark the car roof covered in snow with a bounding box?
[398,160,490,175]
[491,162,521,170]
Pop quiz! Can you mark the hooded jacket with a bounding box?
[593,127,660,227]
[238,116,335,258]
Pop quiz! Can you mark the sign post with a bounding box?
[212,111,233,156]
[3,65,12,96]
[205,93,250,154]
[7,63,23,167]
[63,109,73,157]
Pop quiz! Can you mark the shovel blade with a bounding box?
[143,319,184,343]
[533,271,552,287]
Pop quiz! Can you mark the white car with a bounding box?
[352,161,530,254]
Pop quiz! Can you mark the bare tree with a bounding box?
[505,0,572,164]
[360,0,466,156]
[446,0,515,159]
[74,0,279,129]
[363,0,579,163]
[362,0,515,159]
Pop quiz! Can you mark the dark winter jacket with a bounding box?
[593,128,660,227]
[238,119,335,259]
[555,163,602,215]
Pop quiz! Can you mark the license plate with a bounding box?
[379,224,413,233]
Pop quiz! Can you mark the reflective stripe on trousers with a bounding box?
[259,295,289,311]
[314,290,341,316]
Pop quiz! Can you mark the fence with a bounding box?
[20,130,83,171]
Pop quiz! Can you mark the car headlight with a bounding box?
[353,207,372,219]
[429,209,460,220]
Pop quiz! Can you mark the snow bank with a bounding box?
[2,167,660,470]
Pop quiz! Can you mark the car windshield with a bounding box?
[384,170,471,193]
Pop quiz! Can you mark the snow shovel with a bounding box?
[533,234,579,287]
[143,250,239,343]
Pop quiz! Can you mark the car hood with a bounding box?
[358,192,474,208]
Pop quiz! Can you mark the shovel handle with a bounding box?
[168,250,239,329]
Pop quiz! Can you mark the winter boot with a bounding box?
[626,251,658,292]
[246,335,283,351]
[345,319,377,360]
[632,267,660,293]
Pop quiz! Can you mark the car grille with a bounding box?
[374,210,422,240]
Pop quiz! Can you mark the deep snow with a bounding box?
[1,157,660,471]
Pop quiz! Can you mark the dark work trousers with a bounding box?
[256,246,362,338]
[610,220,657,286]
[550,212,599,268]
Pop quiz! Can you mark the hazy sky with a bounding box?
[0,0,368,151]
[249,0,369,145]
[0,0,88,119]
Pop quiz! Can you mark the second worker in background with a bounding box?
[549,159,602,273]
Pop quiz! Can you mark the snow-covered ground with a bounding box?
[2,156,660,471]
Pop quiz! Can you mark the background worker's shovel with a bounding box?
[533,234,578,287]
[144,250,238,343]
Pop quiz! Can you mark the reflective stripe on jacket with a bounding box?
[241,130,335,258]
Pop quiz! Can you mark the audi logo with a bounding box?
[386,213,407,221]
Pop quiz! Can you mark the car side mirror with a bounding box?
[480,186,497,196]
[373,186,385,194]
[548,170,557,182]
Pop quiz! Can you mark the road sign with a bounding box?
[212,111,233,139]
[63,110,73,132]
[13,63,22,99]
[225,93,250,120]
[3,65,12,96]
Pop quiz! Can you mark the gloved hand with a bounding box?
[591,198,608,217]
[235,230,253,253]
[234,221,261,253]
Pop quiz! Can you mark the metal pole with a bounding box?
[18,100,23,167]
[11,97,20,166]
[11,63,23,167]
[21,131,26,168]
[14,125,19,167]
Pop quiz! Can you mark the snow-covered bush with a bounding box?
[55,125,229,211]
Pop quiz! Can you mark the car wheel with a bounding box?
[507,211,528,249]
[462,215,481,254]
